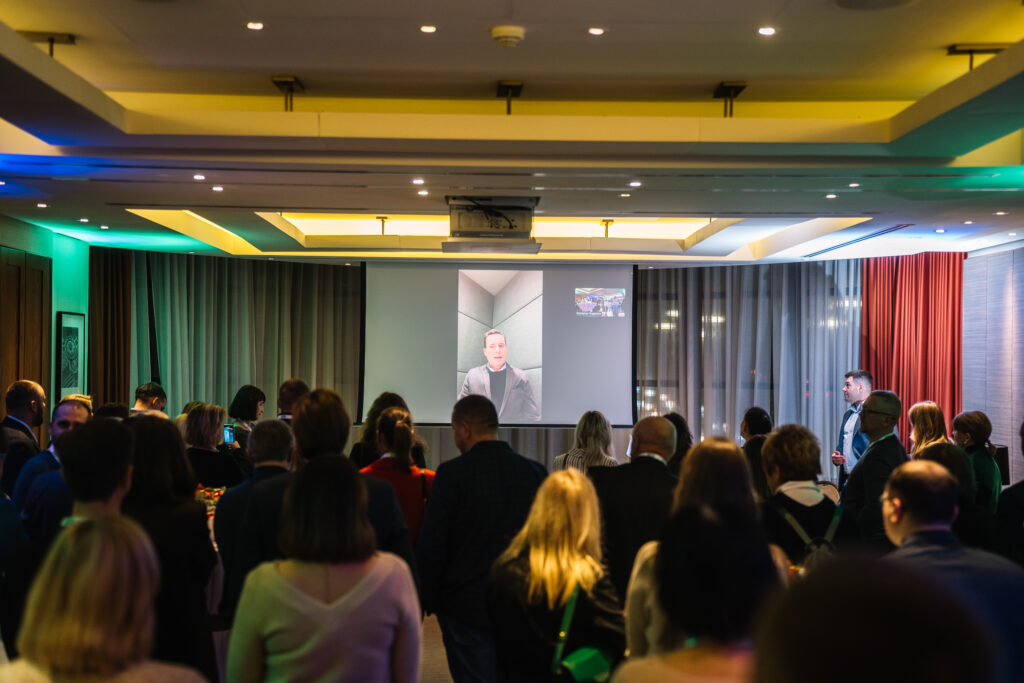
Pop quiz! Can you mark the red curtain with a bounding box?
[861,253,964,447]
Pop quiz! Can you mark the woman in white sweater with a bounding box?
[227,456,421,683]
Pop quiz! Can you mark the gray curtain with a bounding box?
[129,252,360,421]
[636,259,862,480]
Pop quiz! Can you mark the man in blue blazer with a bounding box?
[831,369,872,490]
[0,380,46,497]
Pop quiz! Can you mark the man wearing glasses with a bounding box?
[840,390,908,549]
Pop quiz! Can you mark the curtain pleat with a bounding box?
[87,246,132,405]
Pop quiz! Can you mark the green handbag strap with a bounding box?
[551,584,581,674]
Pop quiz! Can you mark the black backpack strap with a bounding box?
[823,504,844,543]
[768,500,813,546]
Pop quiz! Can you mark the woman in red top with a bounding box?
[359,407,435,541]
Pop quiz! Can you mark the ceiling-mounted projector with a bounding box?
[446,196,539,239]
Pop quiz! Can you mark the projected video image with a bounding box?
[457,270,542,423]
[575,288,626,317]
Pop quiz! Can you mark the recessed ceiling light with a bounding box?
[588,27,605,36]
[935,229,946,233]
[0,181,5,185]
[420,25,437,33]
[412,178,425,185]
[36,203,47,208]
[417,189,429,196]
[193,173,206,181]
[963,220,973,225]
[1010,233,1018,237]
[189,251,195,254]
[758,26,776,36]
[212,186,224,192]
[268,257,274,260]
[345,262,351,266]
[629,180,642,187]
[994,211,1008,216]
[99,225,109,230]
[79,218,88,223]
[647,266,654,269]
[848,183,860,188]
[826,194,837,199]
[620,193,631,198]
[247,22,264,30]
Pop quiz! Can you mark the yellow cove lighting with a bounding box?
[282,214,449,236]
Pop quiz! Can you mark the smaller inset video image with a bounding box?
[574,288,626,317]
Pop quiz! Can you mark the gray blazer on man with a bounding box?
[458,365,540,423]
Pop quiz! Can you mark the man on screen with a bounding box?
[458,329,540,423]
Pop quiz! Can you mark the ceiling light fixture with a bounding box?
[848,182,860,187]
[420,25,437,33]
[193,174,205,181]
[36,203,47,208]
[629,180,642,187]
[826,193,837,199]
[963,220,973,225]
[1010,233,1018,237]
[0,181,5,185]
[79,218,88,223]
[212,186,224,192]
[994,211,1008,216]
[246,22,264,30]
[758,26,776,36]
[935,229,946,233]
[412,178,425,185]
[100,225,109,230]
[588,27,605,36]
[620,193,631,198]
[418,190,429,196]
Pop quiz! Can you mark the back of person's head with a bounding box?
[292,389,351,460]
[17,516,160,678]
[868,390,902,418]
[55,394,94,419]
[278,378,310,414]
[844,369,874,388]
[279,456,374,562]
[674,437,756,520]
[656,505,779,644]
[134,382,166,406]
[632,415,676,458]
[573,410,612,460]
[229,384,266,421]
[952,410,994,454]
[376,406,416,472]
[61,418,134,503]
[452,394,499,434]
[743,435,772,500]
[662,412,695,475]
[248,419,295,465]
[94,402,129,420]
[915,442,974,502]
[500,469,604,609]
[181,400,204,416]
[743,406,773,437]
[125,415,195,504]
[762,425,821,484]
[909,401,949,454]
[359,391,410,447]
[184,403,226,449]
[886,460,958,526]
[754,559,994,683]
[5,379,43,413]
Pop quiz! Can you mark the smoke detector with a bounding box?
[491,25,525,47]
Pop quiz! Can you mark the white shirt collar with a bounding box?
[487,363,507,373]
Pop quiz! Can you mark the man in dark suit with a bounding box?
[841,389,907,548]
[831,369,872,490]
[416,394,547,683]
[1,380,46,496]
[885,460,1024,683]
[215,418,293,618]
[588,415,678,603]
[227,389,415,620]
[12,394,92,510]
[458,330,540,423]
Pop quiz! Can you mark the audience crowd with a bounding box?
[0,369,1023,683]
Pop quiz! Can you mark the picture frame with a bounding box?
[55,311,86,399]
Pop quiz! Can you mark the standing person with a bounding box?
[360,406,435,541]
[13,394,91,510]
[908,401,950,457]
[1,380,46,496]
[840,390,908,548]
[416,395,547,683]
[740,406,772,442]
[952,410,1002,513]
[588,416,677,603]
[350,392,426,470]
[131,382,167,414]
[228,384,266,459]
[185,403,245,488]
[122,416,218,681]
[458,330,540,423]
[662,412,694,477]
[552,410,618,473]
[0,430,28,575]
[488,470,625,682]
[831,370,872,490]
[276,378,310,425]
[228,456,420,682]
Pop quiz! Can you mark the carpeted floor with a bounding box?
[421,614,454,683]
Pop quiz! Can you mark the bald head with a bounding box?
[5,380,46,427]
[632,416,676,460]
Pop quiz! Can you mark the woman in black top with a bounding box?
[185,403,245,488]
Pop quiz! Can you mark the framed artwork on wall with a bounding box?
[56,311,86,399]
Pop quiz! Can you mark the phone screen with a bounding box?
[223,425,235,444]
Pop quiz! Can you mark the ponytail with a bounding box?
[377,406,415,473]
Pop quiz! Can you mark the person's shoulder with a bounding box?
[0,660,50,682]
[111,660,207,682]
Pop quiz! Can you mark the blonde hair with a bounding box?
[498,469,604,609]
[17,516,160,677]
[184,403,226,448]
[909,401,949,456]
[573,411,613,466]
